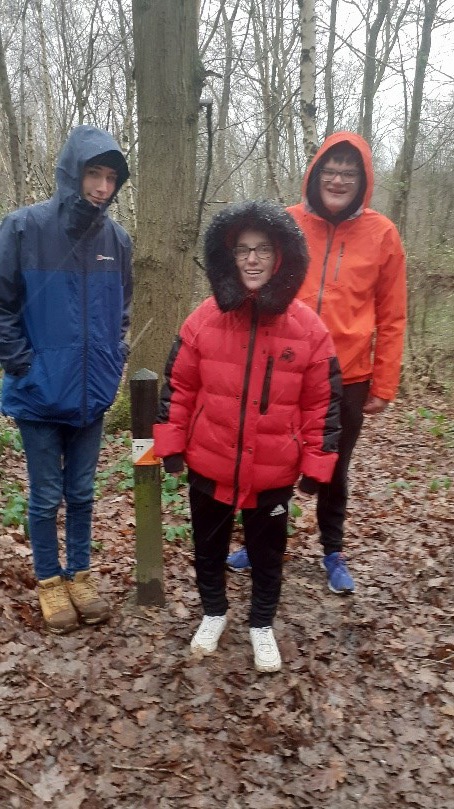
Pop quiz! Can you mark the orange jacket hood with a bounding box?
[303,132,374,210]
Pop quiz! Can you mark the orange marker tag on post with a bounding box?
[132,438,160,466]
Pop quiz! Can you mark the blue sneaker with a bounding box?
[226,547,251,572]
[323,552,355,594]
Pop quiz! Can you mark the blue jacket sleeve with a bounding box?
[119,234,133,360]
[0,213,34,375]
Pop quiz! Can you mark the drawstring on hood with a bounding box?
[205,201,309,315]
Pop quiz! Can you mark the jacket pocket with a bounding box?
[188,404,204,443]
[291,423,302,462]
[13,358,35,387]
[259,357,274,415]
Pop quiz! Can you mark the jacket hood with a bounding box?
[303,131,374,214]
[55,125,129,208]
[204,200,309,315]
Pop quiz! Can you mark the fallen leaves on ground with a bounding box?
[1,397,453,808]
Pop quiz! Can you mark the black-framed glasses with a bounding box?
[320,168,360,184]
[233,244,274,260]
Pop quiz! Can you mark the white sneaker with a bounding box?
[190,615,227,655]
[250,626,282,673]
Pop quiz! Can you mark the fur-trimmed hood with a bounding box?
[204,200,309,314]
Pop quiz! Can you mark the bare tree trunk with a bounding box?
[24,115,37,204]
[282,82,298,199]
[36,0,56,193]
[59,0,100,127]
[389,0,439,235]
[19,1,31,205]
[130,0,202,379]
[358,0,389,145]
[115,0,136,235]
[215,0,241,201]
[267,0,283,200]
[251,0,278,199]
[297,0,318,162]
[0,28,21,206]
[324,0,337,138]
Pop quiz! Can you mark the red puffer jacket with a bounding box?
[154,201,341,509]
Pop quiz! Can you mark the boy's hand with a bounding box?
[363,394,388,415]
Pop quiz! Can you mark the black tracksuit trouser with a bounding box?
[189,486,288,628]
[317,381,370,555]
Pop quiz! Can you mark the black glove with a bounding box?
[163,454,184,474]
[298,475,320,495]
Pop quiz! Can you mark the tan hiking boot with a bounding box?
[38,576,79,634]
[66,571,110,625]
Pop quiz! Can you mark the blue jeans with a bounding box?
[16,418,103,580]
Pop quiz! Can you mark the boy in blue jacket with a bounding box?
[0,126,132,634]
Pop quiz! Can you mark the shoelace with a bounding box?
[199,617,223,636]
[71,577,98,602]
[253,627,274,652]
[44,584,71,610]
[329,553,347,570]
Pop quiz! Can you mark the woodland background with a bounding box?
[1,3,454,806]
[0,0,454,394]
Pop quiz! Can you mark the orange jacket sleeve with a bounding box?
[371,224,406,400]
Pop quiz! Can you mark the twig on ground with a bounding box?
[26,671,54,690]
[111,763,192,781]
[132,614,155,624]
[5,769,35,794]
[2,783,33,804]
[438,652,454,665]
[0,696,52,708]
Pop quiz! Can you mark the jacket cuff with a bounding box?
[298,475,320,495]
[163,454,184,474]
[119,340,130,361]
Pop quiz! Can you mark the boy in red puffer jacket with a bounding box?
[154,200,341,673]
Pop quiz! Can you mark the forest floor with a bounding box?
[1,396,453,809]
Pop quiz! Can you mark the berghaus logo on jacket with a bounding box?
[96,254,115,261]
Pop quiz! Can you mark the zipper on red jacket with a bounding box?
[316,224,336,315]
[333,242,345,282]
[259,356,274,414]
[232,303,259,510]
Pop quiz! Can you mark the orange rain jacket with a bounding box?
[287,132,406,400]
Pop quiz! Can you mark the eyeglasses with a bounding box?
[233,244,274,260]
[320,168,360,184]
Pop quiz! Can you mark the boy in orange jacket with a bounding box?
[228,133,406,594]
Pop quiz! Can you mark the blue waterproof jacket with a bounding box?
[0,126,133,426]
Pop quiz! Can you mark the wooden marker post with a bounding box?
[130,368,165,606]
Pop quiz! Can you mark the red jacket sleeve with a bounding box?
[298,322,342,482]
[153,314,201,458]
